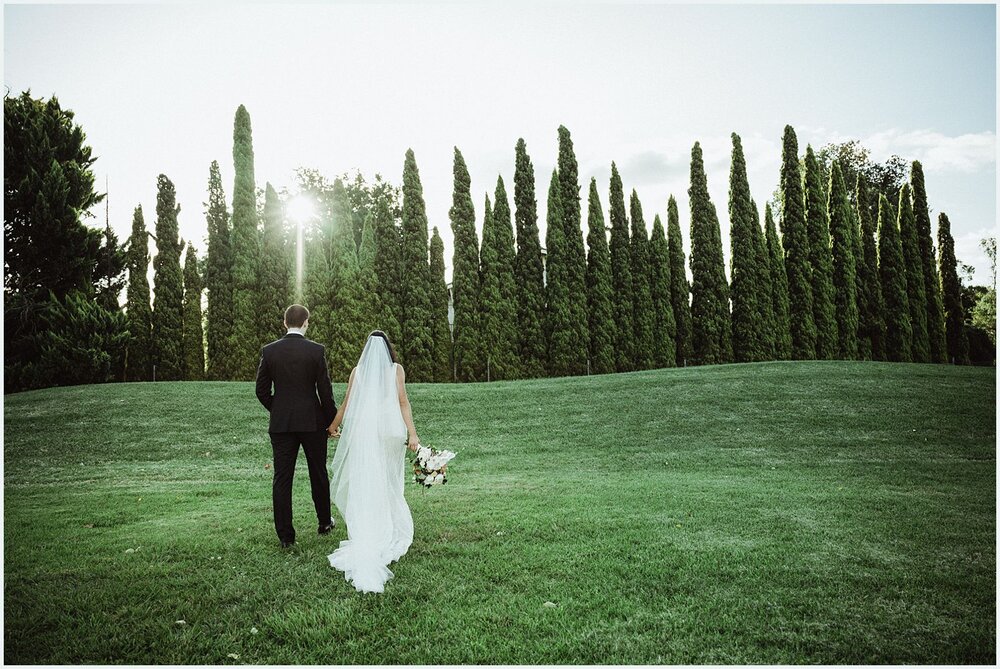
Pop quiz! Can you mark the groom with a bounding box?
[255,304,338,548]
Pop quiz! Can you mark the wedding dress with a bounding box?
[327,335,413,593]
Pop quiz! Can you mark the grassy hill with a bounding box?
[3,361,996,664]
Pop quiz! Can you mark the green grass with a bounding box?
[3,361,996,664]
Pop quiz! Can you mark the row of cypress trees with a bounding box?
[121,110,974,384]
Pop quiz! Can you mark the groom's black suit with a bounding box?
[255,332,338,544]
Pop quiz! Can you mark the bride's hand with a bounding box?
[407,434,419,452]
[328,424,341,438]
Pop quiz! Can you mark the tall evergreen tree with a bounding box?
[897,183,931,362]
[937,212,970,364]
[357,213,380,338]
[667,196,694,365]
[911,161,948,363]
[854,175,884,360]
[229,104,261,379]
[449,148,483,382]
[780,126,816,359]
[513,139,547,378]
[181,245,205,380]
[124,205,153,381]
[629,190,656,369]
[258,183,291,344]
[688,142,732,365]
[804,145,838,359]
[728,133,771,362]
[151,174,184,381]
[372,188,403,343]
[204,161,234,380]
[608,162,634,371]
[585,178,616,374]
[479,194,500,380]
[326,178,365,380]
[827,161,859,359]
[556,126,589,374]
[877,194,912,362]
[544,169,575,377]
[480,176,520,380]
[649,214,677,368]
[400,149,435,381]
[429,227,452,382]
[750,201,775,357]
[764,203,792,359]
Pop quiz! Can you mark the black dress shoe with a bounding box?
[318,519,336,535]
[280,540,295,549]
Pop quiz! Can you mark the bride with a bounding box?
[326,330,420,593]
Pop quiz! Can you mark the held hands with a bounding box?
[407,434,420,452]
[328,424,341,438]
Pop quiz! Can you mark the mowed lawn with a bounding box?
[3,361,995,664]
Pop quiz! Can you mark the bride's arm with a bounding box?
[396,364,419,451]
[328,367,357,436]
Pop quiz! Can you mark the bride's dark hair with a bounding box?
[369,330,397,363]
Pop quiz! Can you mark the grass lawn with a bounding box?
[3,361,996,664]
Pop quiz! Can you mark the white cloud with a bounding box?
[860,129,995,173]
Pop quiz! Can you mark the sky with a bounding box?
[4,2,997,286]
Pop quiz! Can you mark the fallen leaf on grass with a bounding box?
[250,627,258,635]
[83,523,94,529]
[543,601,557,608]
[227,653,240,660]
[175,620,186,625]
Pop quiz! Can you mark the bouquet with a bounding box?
[409,443,456,488]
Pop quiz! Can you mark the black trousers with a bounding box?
[269,430,332,543]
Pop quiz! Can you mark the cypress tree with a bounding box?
[854,175,884,360]
[513,139,547,378]
[258,183,291,344]
[400,150,435,381]
[804,145,838,359]
[649,214,677,368]
[229,104,261,379]
[204,161,234,380]
[450,148,483,382]
[780,126,816,359]
[479,193,498,380]
[545,169,575,377]
[667,196,694,366]
[751,201,775,358]
[937,212,970,364]
[764,203,792,359]
[629,190,656,369]
[585,178,616,374]
[897,183,930,362]
[480,176,520,380]
[124,205,153,381]
[728,133,771,362]
[357,213,380,339]
[181,245,205,380]
[429,227,452,382]
[911,161,948,363]
[688,142,732,365]
[151,174,184,381]
[557,126,589,374]
[372,188,403,344]
[877,194,912,362]
[608,162,634,371]
[827,161,859,359]
[326,178,364,380]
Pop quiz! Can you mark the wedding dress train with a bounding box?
[327,336,413,593]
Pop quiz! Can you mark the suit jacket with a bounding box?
[255,333,338,433]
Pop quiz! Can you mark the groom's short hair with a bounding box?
[284,304,309,328]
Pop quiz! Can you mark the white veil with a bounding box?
[327,334,412,593]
